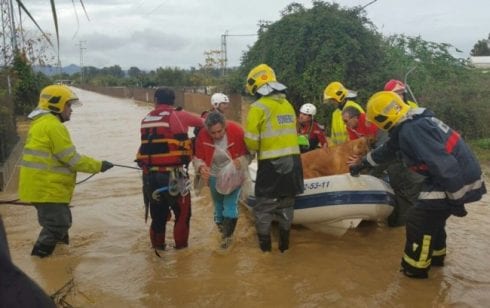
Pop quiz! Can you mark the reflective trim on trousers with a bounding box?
[432,247,446,257]
[403,234,432,270]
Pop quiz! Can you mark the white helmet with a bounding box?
[300,103,317,116]
[210,93,230,109]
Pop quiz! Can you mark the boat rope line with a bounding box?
[76,173,97,185]
[0,199,34,206]
[113,163,141,170]
[0,163,143,205]
[76,163,141,185]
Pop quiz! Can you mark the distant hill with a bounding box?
[33,64,81,76]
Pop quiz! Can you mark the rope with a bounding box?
[75,163,141,184]
[113,163,141,170]
[75,173,97,185]
[0,199,34,206]
[0,163,142,205]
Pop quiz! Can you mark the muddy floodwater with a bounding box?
[1,88,489,307]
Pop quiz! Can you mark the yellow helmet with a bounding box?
[323,81,348,103]
[38,85,78,113]
[246,64,277,95]
[366,91,410,131]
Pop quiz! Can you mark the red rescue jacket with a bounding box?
[136,105,201,171]
[194,121,248,167]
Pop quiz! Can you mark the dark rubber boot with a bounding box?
[216,222,224,234]
[220,218,238,249]
[222,218,237,238]
[278,228,290,253]
[431,255,445,267]
[401,268,428,279]
[258,234,271,252]
[31,243,55,258]
[58,233,69,245]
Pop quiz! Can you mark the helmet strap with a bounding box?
[53,112,66,123]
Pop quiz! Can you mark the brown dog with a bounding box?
[301,137,372,179]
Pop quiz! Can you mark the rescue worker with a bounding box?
[136,87,204,252]
[207,92,230,116]
[244,64,304,253]
[341,106,377,141]
[384,79,418,108]
[193,111,249,249]
[323,81,364,145]
[18,85,114,258]
[381,79,424,227]
[297,103,327,153]
[349,91,486,279]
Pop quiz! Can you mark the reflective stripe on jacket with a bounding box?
[19,113,102,203]
[330,100,364,145]
[136,106,193,170]
[244,94,300,160]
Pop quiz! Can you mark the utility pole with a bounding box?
[220,31,228,76]
[1,0,17,94]
[7,0,17,51]
[220,30,257,76]
[76,41,87,84]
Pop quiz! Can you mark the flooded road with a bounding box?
[1,88,489,307]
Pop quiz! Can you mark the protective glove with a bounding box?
[100,161,114,172]
[349,157,371,177]
[450,204,467,217]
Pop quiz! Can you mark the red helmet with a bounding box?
[384,79,405,92]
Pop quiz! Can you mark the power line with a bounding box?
[360,0,379,10]
[220,30,257,75]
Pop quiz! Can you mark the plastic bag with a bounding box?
[216,161,245,195]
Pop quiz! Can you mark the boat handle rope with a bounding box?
[0,163,142,206]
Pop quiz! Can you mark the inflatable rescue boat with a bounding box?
[243,164,395,234]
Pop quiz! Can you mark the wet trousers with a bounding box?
[33,203,72,247]
[253,197,294,236]
[209,176,240,223]
[143,172,191,249]
[401,206,451,277]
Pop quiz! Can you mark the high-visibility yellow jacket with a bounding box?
[407,100,418,108]
[19,113,102,203]
[330,100,364,145]
[245,94,300,160]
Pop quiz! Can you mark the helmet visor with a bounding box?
[68,99,82,108]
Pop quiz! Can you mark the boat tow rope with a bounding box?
[0,163,142,206]
[0,199,35,206]
[75,163,142,185]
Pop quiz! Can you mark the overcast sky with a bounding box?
[18,0,490,70]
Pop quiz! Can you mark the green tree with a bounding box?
[128,66,142,79]
[233,1,490,139]
[470,37,490,56]
[238,1,387,127]
[11,53,46,115]
[381,35,490,139]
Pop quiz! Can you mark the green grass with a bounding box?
[469,139,490,168]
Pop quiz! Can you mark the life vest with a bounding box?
[136,108,192,170]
